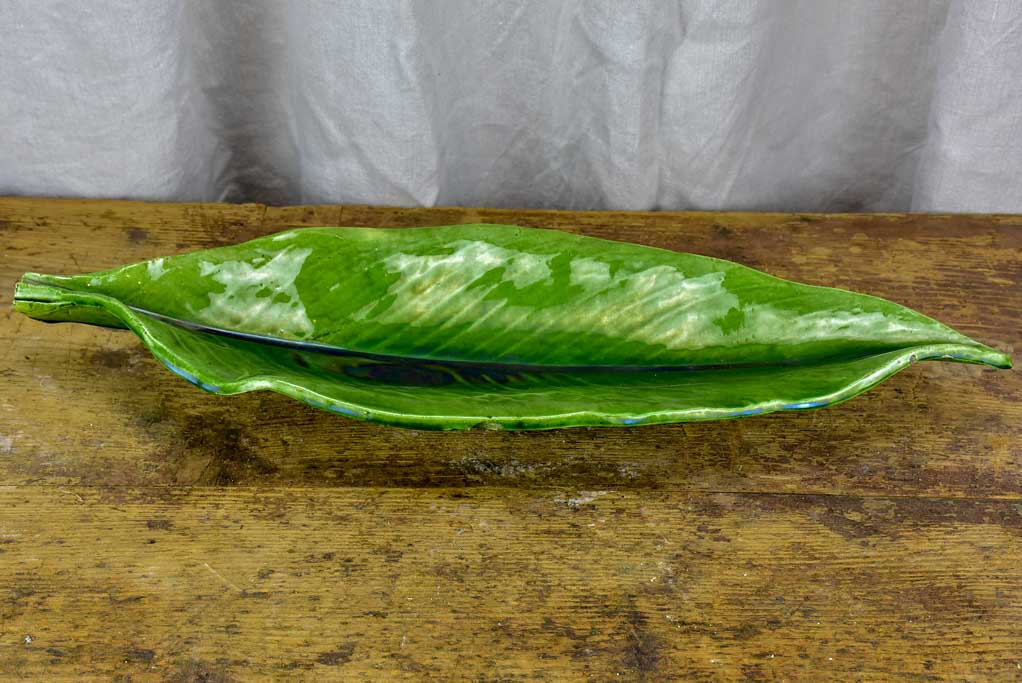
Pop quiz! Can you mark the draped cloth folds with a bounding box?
[3,1,1020,212]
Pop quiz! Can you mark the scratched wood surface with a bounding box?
[0,198,1019,681]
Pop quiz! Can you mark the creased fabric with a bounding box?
[2,0,1020,212]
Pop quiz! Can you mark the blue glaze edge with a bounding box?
[732,407,765,416]
[780,400,829,411]
[306,397,362,418]
[162,359,222,393]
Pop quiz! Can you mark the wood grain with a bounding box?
[0,197,1019,680]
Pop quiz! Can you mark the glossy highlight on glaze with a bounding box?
[12,224,1012,430]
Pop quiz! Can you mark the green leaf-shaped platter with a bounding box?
[13,224,1011,430]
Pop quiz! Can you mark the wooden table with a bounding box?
[0,198,1018,681]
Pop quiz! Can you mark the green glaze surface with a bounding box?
[13,224,1011,430]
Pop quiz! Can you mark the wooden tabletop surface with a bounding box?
[0,198,1019,681]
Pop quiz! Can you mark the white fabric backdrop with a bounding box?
[3,1,1021,212]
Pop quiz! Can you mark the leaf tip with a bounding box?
[944,343,1012,370]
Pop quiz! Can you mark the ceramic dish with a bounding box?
[13,224,1011,430]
